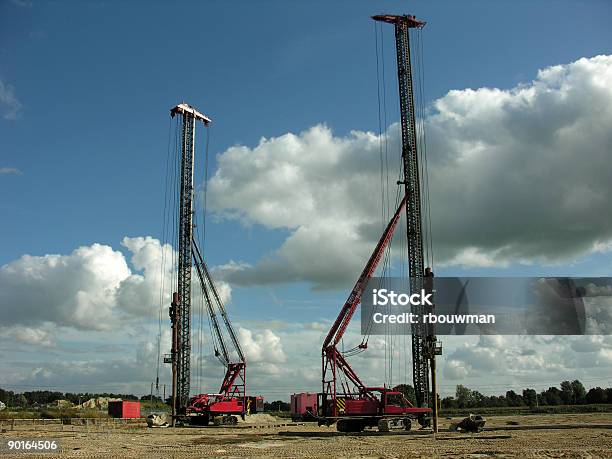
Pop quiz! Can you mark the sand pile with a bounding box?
[239,413,280,424]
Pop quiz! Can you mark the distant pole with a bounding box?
[150,382,153,405]
[431,357,438,433]
[163,385,166,403]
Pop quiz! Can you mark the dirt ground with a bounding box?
[1,413,611,458]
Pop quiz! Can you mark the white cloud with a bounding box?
[237,327,286,364]
[208,55,612,288]
[115,236,174,317]
[0,236,233,332]
[0,325,55,347]
[0,167,22,175]
[440,335,612,391]
[0,243,130,330]
[0,80,23,120]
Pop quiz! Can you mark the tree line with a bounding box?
[440,380,612,409]
[3,380,611,410]
[393,380,612,408]
[0,388,140,408]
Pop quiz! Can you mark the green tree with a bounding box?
[455,385,473,408]
[488,395,506,407]
[537,391,547,406]
[14,394,28,408]
[544,387,563,405]
[471,391,486,408]
[264,401,289,412]
[585,387,606,404]
[522,388,537,407]
[571,380,586,405]
[560,380,574,404]
[505,390,523,407]
[441,396,457,409]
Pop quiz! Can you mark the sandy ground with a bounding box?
[1,413,611,458]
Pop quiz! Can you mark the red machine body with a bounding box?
[188,393,245,416]
[291,392,318,421]
[187,361,247,422]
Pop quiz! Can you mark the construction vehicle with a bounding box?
[319,197,432,432]
[293,12,441,433]
[166,103,261,426]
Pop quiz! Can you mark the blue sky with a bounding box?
[1,0,612,399]
[2,0,610,265]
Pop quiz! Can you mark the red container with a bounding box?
[108,400,141,419]
[291,393,318,420]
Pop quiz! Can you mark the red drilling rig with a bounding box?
[167,103,261,426]
[320,196,432,432]
[292,12,441,432]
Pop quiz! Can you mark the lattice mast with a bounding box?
[372,14,435,410]
[169,103,211,418]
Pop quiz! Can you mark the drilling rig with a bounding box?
[320,197,432,432]
[292,13,441,433]
[373,13,442,431]
[167,103,256,426]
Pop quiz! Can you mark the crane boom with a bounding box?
[192,238,246,402]
[192,239,231,366]
[198,249,246,363]
[322,196,407,415]
[323,195,407,350]
[192,238,246,365]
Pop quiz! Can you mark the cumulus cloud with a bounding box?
[237,327,286,364]
[208,55,612,288]
[441,335,612,389]
[115,236,174,317]
[0,236,232,331]
[0,80,23,120]
[209,124,387,288]
[0,243,131,330]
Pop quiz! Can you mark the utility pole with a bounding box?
[169,103,211,425]
[372,14,441,432]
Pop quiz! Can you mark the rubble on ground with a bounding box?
[78,397,121,410]
[449,414,486,432]
[147,413,171,428]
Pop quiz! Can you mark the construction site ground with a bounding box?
[1,412,611,458]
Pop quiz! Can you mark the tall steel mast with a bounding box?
[372,14,440,423]
[169,103,211,420]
